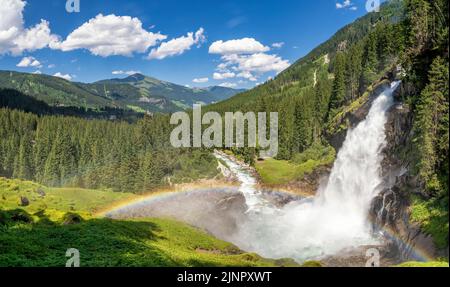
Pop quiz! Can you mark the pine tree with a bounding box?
[361,33,379,90]
[413,57,449,195]
[329,52,347,118]
[13,133,33,180]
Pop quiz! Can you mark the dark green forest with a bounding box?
[0,107,218,192]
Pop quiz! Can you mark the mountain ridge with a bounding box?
[0,71,245,113]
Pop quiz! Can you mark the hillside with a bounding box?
[96,73,246,109]
[0,177,291,267]
[207,0,404,113]
[0,71,244,113]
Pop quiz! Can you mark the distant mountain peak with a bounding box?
[124,73,146,81]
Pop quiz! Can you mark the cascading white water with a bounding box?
[215,81,400,262]
[214,152,275,214]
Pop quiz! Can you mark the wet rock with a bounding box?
[371,81,444,261]
[321,245,399,267]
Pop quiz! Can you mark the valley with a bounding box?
[0,0,448,268]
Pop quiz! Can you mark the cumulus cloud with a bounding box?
[219,53,289,81]
[0,0,59,55]
[53,72,72,81]
[210,37,289,82]
[237,71,257,82]
[148,28,205,60]
[209,38,270,55]
[52,14,167,57]
[17,56,41,68]
[336,0,355,9]
[213,72,235,80]
[272,42,285,49]
[218,82,237,88]
[112,70,141,76]
[193,77,209,83]
[234,53,289,73]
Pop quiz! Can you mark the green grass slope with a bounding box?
[0,177,136,214]
[0,211,281,267]
[256,144,335,185]
[0,177,293,267]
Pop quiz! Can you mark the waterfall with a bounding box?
[215,81,400,262]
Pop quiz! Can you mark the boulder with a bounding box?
[36,188,46,197]
[20,196,30,207]
[62,213,83,225]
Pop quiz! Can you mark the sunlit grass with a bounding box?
[0,177,137,214]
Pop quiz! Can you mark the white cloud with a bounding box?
[272,42,285,49]
[213,72,235,80]
[209,38,270,55]
[210,37,289,82]
[112,70,141,76]
[236,71,257,81]
[16,56,41,68]
[222,53,289,76]
[52,14,167,57]
[218,82,237,88]
[0,0,59,55]
[32,70,42,74]
[47,64,55,69]
[148,28,205,60]
[336,0,355,9]
[193,77,209,83]
[53,72,72,81]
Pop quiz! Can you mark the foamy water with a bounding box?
[214,82,400,261]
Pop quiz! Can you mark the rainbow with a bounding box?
[97,187,438,264]
[95,183,238,217]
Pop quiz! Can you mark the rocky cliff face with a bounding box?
[370,82,444,262]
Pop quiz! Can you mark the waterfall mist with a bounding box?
[216,82,400,261]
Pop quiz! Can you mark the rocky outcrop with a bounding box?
[371,83,443,262]
[20,196,29,207]
[327,80,391,152]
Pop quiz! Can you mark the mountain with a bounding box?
[0,71,115,109]
[207,0,405,113]
[0,71,244,113]
[96,73,245,109]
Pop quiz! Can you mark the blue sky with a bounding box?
[0,0,371,89]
